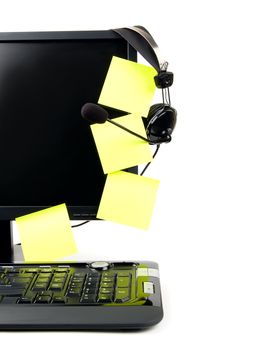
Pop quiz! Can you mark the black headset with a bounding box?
[113,26,177,145]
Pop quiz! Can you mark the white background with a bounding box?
[1,0,271,349]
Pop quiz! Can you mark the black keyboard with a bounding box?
[0,261,163,330]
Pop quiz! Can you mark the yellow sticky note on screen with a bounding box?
[16,203,77,262]
[98,56,157,117]
[97,171,160,230]
[91,113,153,174]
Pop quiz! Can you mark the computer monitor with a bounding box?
[0,30,137,262]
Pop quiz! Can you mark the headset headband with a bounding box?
[112,26,168,72]
[112,26,173,89]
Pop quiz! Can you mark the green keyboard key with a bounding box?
[116,276,130,288]
[115,288,130,303]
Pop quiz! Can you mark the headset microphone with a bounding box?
[81,103,108,124]
[81,103,171,145]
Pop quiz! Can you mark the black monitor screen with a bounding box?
[0,32,136,219]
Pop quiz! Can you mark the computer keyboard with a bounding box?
[0,261,163,330]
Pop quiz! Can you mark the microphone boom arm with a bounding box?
[107,118,154,144]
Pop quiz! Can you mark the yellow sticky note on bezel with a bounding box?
[16,203,77,262]
[91,113,153,174]
[98,56,157,117]
[97,171,160,230]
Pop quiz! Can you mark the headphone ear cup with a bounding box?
[146,104,177,143]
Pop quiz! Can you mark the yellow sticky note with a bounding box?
[97,171,160,230]
[98,56,157,117]
[16,203,77,262]
[91,113,153,174]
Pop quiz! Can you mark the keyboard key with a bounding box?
[35,295,52,304]
[85,281,98,289]
[1,296,19,304]
[102,272,115,278]
[11,277,31,284]
[6,268,20,274]
[100,287,113,294]
[100,282,114,288]
[22,292,37,300]
[67,289,81,297]
[55,268,69,273]
[86,276,99,283]
[117,272,131,277]
[18,296,35,304]
[39,291,53,297]
[73,272,86,277]
[6,272,19,277]
[25,268,39,273]
[52,296,66,304]
[32,283,48,291]
[36,278,50,284]
[0,278,8,285]
[80,295,96,304]
[38,273,51,278]
[70,284,83,291]
[52,277,65,283]
[71,277,84,283]
[40,269,53,273]
[49,283,63,291]
[54,273,66,278]
[98,294,112,303]
[143,281,154,294]
[84,289,96,296]
[116,277,130,288]
[101,277,115,283]
[115,288,130,303]
[22,273,34,278]
[0,288,25,296]
[4,267,14,271]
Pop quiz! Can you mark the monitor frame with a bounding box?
[0,30,137,262]
[0,30,137,221]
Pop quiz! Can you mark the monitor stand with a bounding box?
[0,220,24,263]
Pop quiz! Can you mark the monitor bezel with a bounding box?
[0,30,137,220]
